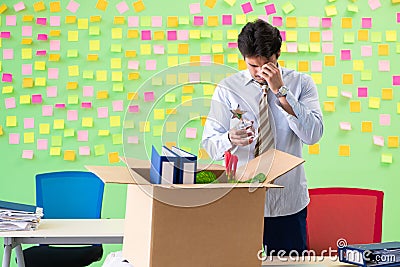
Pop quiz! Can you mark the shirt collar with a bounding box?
[243,63,284,86]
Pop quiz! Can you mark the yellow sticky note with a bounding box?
[90,16,101,22]
[378,44,389,56]
[127,29,139,39]
[139,121,150,132]
[166,74,177,85]
[24,132,35,144]
[68,95,78,105]
[98,130,109,136]
[49,54,60,61]
[97,90,108,99]
[353,60,364,71]
[286,31,298,42]
[50,30,61,37]
[189,30,201,39]
[308,144,320,155]
[21,38,33,45]
[154,109,165,120]
[35,77,46,86]
[68,31,78,42]
[96,70,107,81]
[235,14,246,25]
[50,147,61,156]
[327,86,338,97]
[20,95,31,104]
[108,152,120,163]
[224,0,236,6]
[350,101,361,112]
[342,74,353,84]
[64,150,76,161]
[178,44,189,54]
[310,73,322,85]
[323,101,335,112]
[165,94,176,103]
[34,61,46,70]
[112,72,123,82]
[361,121,373,132]
[22,48,32,59]
[212,44,223,53]
[166,122,177,132]
[110,116,121,127]
[128,72,140,80]
[68,65,79,76]
[82,117,93,128]
[339,145,350,156]
[66,16,76,24]
[166,108,177,115]
[111,58,121,69]
[96,0,108,11]
[227,54,239,63]
[213,54,224,64]
[386,30,397,42]
[0,126,3,136]
[125,50,137,57]
[33,1,46,12]
[78,18,88,29]
[227,30,238,40]
[6,116,17,127]
[140,44,151,55]
[205,0,217,8]
[133,0,145,12]
[53,119,65,130]
[3,86,13,94]
[178,73,189,84]
[90,40,100,51]
[382,88,393,100]
[182,96,192,106]
[50,1,60,12]
[182,85,194,94]
[154,31,164,40]
[369,97,380,109]
[114,16,125,25]
[39,124,50,134]
[203,84,215,95]
[112,28,122,39]
[298,61,309,72]
[381,153,392,164]
[341,18,352,28]
[325,5,337,16]
[66,82,78,90]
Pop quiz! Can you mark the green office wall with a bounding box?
[0,0,399,265]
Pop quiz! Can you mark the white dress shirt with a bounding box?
[201,67,323,217]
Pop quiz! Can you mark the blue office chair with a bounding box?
[22,171,105,267]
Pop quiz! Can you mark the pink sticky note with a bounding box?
[32,94,43,104]
[24,118,34,129]
[378,60,390,72]
[167,31,177,40]
[141,30,152,40]
[286,43,298,53]
[264,4,276,15]
[6,16,17,26]
[186,128,197,139]
[46,86,57,97]
[14,2,26,12]
[2,73,12,82]
[146,60,157,70]
[200,55,212,62]
[0,32,11,38]
[37,139,48,150]
[380,114,390,126]
[112,100,124,112]
[308,16,320,28]
[128,61,140,70]
[341,91,352,98]
[3,49,14,60]
[127,136,139,144]
[222,15,232,25]
[50,40,61,51]
[321,17,332,28]
[97,107,109,118]
[55,103,66,109]
[189,3,201,14]
[228,42,238,49]
[79,146,91,156]
[368,0,381,10]
[144,92,155,102]
[241,2,253,14]
[128,16,139,27]
[152,16,162,27]
[361,17,372,28]
[128,105,139,113]
[177,30,189,40]
[22,64,32,75]
[258,15,268,23]
[5,97,16,109]
[9,133,20,145]
[36,17,47,26]
[361,46,372,57]
[272,16,283,27]
[37,34,48,41]
[340,122,352,131]
[153,45,165,54]
[50,16,61,27]
[36,50,47,56]
[280,31,286,41]
[116,1,129,14]
[42,105,53,116]
[189,72,200,82]
[83,86,94,97]
[373,136,384,146]
[193,16,204,26]
[66,0,80,13]
[78,130,89,142]
[311,61,322,72]
[322,43,333,54]
[81,102,92,108]
[393,76,400,86]
[22,150,34,159]
[397,13,400,23]
[322,30,333,41]
[67,110,78,121]
[22,26,32,36]
[358,87,368,98]
[341,50,351,60]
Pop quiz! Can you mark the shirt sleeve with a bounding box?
[201,85,234,161]
[274,75,324,145]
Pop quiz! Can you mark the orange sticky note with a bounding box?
[198,148,209,160]
[201,116,207,126]
[154,31,164,40]
[125,50,137,57]
[358,30,369,41]
[165,142,177,149]
[350,101,361,112]
[339,145,350,156]
[341,18,352,28]
[166,108,177,115]
[50,1,60,12]
[96,0,108,11]
[97,91,108,99]
[286,17,297,28]
[23,15,34,22]
[66,16,76,24]
[64,150,76,161]
[50,30,61,37]
[178,44,189,54]
[213,54,224,64]
[127,92,138,100]
[90,16,102,22]
[182,85,194,93]
[114,16,125,24]
[342,74,353,84]
[87,54,99,61]
[309,31,320,42]
[308,144,320,155]
[323,101,335,112]
[207,16,219,26]
[108,152,120,163]
[23,78,34,88]
[0,4,7,14]
[132,0,145,12]
[66,82,78,90]
[127,29,139,38]
[388,136,399,148]
[382,88,393,100]
[33,1,46,12]
[167,16,178,27]
[21,39,33,45]
[238,59,246,70]
[324,55,335,66]
[361,121,373,132]
[49,54,60,61]
[204,0,217,8]
[378,44,389,56]
[298,61,309,72]
[128,72,140,80]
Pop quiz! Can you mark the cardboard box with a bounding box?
[86,149,304,267]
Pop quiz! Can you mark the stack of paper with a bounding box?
[0,200,43,231]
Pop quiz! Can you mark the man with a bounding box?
[201,19,323,255]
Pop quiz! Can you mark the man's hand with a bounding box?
[258,62,284,93]
[228,127,254,146]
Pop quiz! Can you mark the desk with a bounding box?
[0,219,124,267]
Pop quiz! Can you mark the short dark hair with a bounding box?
[238,19,282,59]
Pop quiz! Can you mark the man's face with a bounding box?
[245,53,279,84]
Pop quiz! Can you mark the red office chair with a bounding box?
[307,187,384,255]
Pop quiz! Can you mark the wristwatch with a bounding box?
[276,85,288,98]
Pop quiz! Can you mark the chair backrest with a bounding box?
[307,187,384,255]
[36,171,104,219]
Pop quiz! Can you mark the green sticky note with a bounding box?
[165,93,176,102]
[201,30,211,38]
[282,1,295,14]
[68,95,79,104]
[83,70,94,79]
[286,60,297,71]
[189,112,200,120]
[140,16,151,27]
[381,153,392,164]
[112,134,123,145]
[113,83,124,92]
[212,30,223,41]
[396,43,400,54]
[255,0,267,3]
[297,17,308,27]
[179,16,189,24]
[298,43,309,52]
[64,128,75,137]
[201,72,212,82]
[124,120,134,129]
[51,136,62,146]
[309,43,321,52]
[153,125,163,137]
[111,44,122,52]
[325,5,337,16]
[201,43,211,53]
[94,144,105,156]
[50,147,61,156]
[371,32,382,43]
[247,15,258,22]
[347,4,358,12]
[361,70,372,81]
[167,44,178,54]
[89,26,100,36]
[67,50,78,57]
[343,32,355,43]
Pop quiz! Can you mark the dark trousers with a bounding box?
[263,207,308,256]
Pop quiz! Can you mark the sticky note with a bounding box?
[381,153,392,164]
[361,46,372,57]
[378,60,390,72]
[185,128,197,139]
[132,0,145,12]
[382,88,393,100]
[353,60,364,71]
[5,98,16,109]
[323,101,335,112]
[342,74,353,84]
[9,133,20,144]
[393,76,400,86]
[339,145,350,156]
[361,121,373,132]
[357,87,368,98]
[369,97,380,109]
[308,144,320,155]
[116,1,129,14]
[327,86,338,97]
[24,132,34,144]
[324,55,335,66]
[368,0,381,10]
[341,18,352,28]
[166,122,176,132]
[224,0,236,6]
[361,70,372,81]
[380,114,390,126]
[241,2,253,14]
[68,31,78,41]
[139,121,150,132]
[110,116,121,127]
[14,2,25,12]
[282,1,295,14]
[340,122,352,131]
[96,0,108,10]
[66,0,80,13]
[22,150,34,159]
[39,124,50,134]
[373,136,384,146]
[189,3,201,14]
[350,101,361,112]
[325,5,337,16]
[388,136,399,148]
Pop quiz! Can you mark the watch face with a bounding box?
[280,86,288,95]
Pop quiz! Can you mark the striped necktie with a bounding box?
[254,84,274,157]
